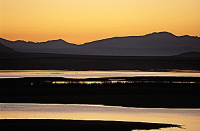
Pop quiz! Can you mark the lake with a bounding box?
[0,104,200,131]
[0,70,200,78]
[0,70,200,130]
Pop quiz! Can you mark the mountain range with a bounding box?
[0,32,200,56]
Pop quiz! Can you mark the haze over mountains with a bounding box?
[0,32,200,56]
[0,43,15,53]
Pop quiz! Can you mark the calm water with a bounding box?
[0,70,200,78]
[1,70,200,130]
[0,104,200,131]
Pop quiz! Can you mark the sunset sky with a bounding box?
[0,0,200,44]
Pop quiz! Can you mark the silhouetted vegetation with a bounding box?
[0,77,200,108]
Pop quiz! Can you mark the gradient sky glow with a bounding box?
[0,0,200,44]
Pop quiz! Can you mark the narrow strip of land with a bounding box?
[0,77,200,108]
[0,119,181,131]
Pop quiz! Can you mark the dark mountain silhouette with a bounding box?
[0,32,200,56]
[0,40,200,70]
[0,38,78,54]
[0,42,16,52]
[81,32,200,56]
[173,51,200,57]
[0,42,24,57]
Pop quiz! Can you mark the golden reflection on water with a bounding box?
[1,111,199,131]
[52,81,199,85]
[52,81,131,84]
[1,70,200,78]
[1,104,200,131]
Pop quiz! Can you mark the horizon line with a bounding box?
[1,31,199,45]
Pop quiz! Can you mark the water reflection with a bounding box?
[51,80,199,85]
[1,70,200,79]
[52,80,131,85]
[0,104,200,131]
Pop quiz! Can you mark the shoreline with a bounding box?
[0,119,181,131]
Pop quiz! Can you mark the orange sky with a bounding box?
[0,0,200,44]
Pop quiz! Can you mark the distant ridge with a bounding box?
[0,32,200,56]
[84,31,198,44]
[0,42,16,52]
[173,51,200,57]
[0,42,23,58]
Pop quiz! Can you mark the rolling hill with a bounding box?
[1,32,200,56]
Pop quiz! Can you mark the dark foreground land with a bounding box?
[0,52,200,70]
[0,77,200,108]
[0,119,180,131]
